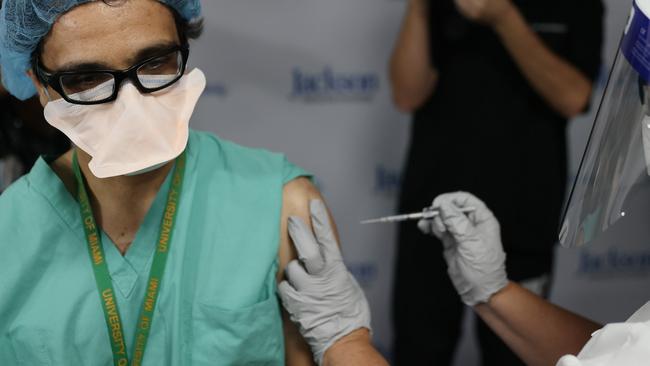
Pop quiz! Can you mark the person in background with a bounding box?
[0,71,70,192]
[389,0,604,364]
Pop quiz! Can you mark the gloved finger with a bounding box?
[417,215,446,238]
[309,199,343,263]
[288,216,326,274]
[277,281,305,321]
[278,280,300,307]
[418,204,442,235]
[417,218,432,235]
[431,215,447,238]
[439,232,457,252]
[447,191,494,225]
[431,194,451,215]
[442,242,455,263]
[433,192,477,210]
[285,260,312,292]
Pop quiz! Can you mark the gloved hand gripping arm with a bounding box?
[279,200,388,366]
[419,192,602,366]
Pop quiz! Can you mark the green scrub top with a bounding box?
[0,129,311,365]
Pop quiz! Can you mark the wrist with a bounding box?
[476,280,514,309]
[322,328,372,366]
[465,272,509,307]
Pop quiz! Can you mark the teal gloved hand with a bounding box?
[418,192,508,306]
[278,200,372,366]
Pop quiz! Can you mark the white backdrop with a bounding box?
[188,0,648,363]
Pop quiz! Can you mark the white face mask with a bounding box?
[44,68,207,178]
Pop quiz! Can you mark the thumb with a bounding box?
[445,191,495,226]
[418,218,433,235]
[285,260,312,292]
[278,280,301,313]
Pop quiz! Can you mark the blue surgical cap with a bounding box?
[0,0,202,100]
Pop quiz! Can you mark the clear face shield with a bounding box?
[560,0,650,247]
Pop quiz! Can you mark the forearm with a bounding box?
[475,282,601,366]
[494,6,592,118]
[322,329,388,366]
[389,0,438,112]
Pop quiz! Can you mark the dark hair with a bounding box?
[31,3,204,80]
[170,5,204,42]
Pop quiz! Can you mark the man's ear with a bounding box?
[26,69,50,107]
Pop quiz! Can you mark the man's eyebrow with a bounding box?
[129,42,180,64]
[54,42,180,73]
[55,62,111,73]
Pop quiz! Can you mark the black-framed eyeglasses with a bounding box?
[36,43,190,105]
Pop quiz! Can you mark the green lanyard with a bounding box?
[72,151,187,366]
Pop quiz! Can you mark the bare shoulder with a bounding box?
[278,177,321,282]
[277,177,339,282]
[282,177,322,215]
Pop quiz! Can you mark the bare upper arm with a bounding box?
[278,177,341,366]
[277,176,341,282]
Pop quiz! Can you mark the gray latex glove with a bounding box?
[418,192,508,306]
[278,200,372,365]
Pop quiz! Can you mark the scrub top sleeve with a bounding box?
[566,0,605,83]
[282,156,313,185]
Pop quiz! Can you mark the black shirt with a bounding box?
[399,0,604,278]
